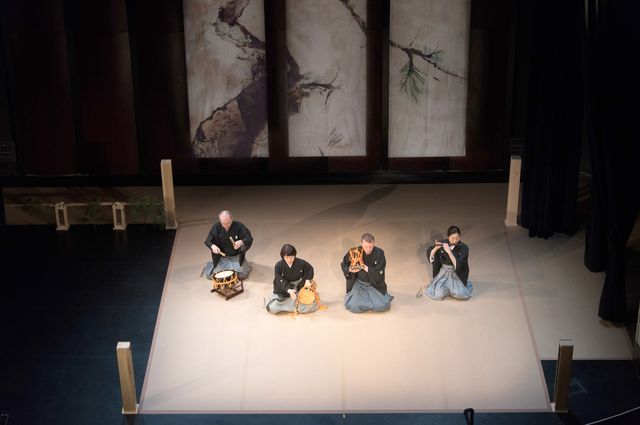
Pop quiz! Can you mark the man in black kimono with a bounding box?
[204,210,253,280]
[341,233,393,313]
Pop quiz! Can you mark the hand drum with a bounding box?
[348,246,365,273]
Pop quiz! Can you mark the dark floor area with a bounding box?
[0,225,174,425]
[0,226,639,425]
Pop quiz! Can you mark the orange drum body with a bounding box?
[213,270,238,289]
[210,270,244,300]
[348,246,365,273]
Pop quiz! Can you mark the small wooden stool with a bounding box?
[211,279,244,300]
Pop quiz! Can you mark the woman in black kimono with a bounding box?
[421,225,473,300]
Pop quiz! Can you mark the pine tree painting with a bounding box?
[183,0,469,158]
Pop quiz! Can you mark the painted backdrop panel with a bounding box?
[389,0,470,157]
[286,0,367,157]
[184,0,268,158]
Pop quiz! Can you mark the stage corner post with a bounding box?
[636,301,640,349]
[551,339,573,413]
[161,159,177,229]
[504,155,521,227]
[116,341,138,414]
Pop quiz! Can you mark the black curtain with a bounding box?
[582,0,640,323]
[0,188,4,228]
[520,0,583,238]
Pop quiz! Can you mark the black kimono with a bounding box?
[273,258,314,298]
[341,246,388,295]
[427,240,469,285]
[204,221,253,267]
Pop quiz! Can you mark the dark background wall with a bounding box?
[2,0,77,175]
[0,0,513,183]
[65,0,139,175]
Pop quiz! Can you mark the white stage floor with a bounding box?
[138,184,632,413]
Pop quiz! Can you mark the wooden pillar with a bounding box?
[636,302,640,347]
[160,159,177,229]
[551,339,573,413]
[0,188,5,229]
[504,155,521,227]
[116,341,138,414]
[112,202,127,230]
[55,202,70,231]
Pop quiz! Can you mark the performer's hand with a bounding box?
[233,240,244,250]
[211,244,221,254]
[363,264,369,273]
[304,280,312,289]
[288,289,297,300]
[442,243,451,253]
[435,240,442,246]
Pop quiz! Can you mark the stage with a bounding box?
[138,183,632,413]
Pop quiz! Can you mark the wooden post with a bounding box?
[161,159,177,229]
[116,341,138,414]
[55,202,69,231]
[0,188,6,229]
[504,155,521,227]
[636,301,640,348]
[551,339,573,413]
[112,202,127,230]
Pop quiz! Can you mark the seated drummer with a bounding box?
[204,210,253,280]
[265,244,318,314]
[341,233,393,313]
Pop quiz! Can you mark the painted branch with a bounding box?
[337,0,367,34]
[336,0,466,80]
[390,40,465,80]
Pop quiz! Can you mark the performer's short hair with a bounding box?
[361,233,375,243]
[219,210,233,219]
[447,225,461,236]
[280,244,297,258]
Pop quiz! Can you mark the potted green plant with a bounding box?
[128,195,164,230]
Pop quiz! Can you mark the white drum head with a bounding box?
[214,270,234,279]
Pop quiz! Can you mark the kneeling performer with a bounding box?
[341,233,393,313]
[204,210,253,280]
[265,244,322,314]
[421,225,473,300]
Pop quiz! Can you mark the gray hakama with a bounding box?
[425,264,474,300]
[265,279,318,314]
[345,279,393,313]
[205,255,252,280]
[265,295,295,313]
[264,294,319,314]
